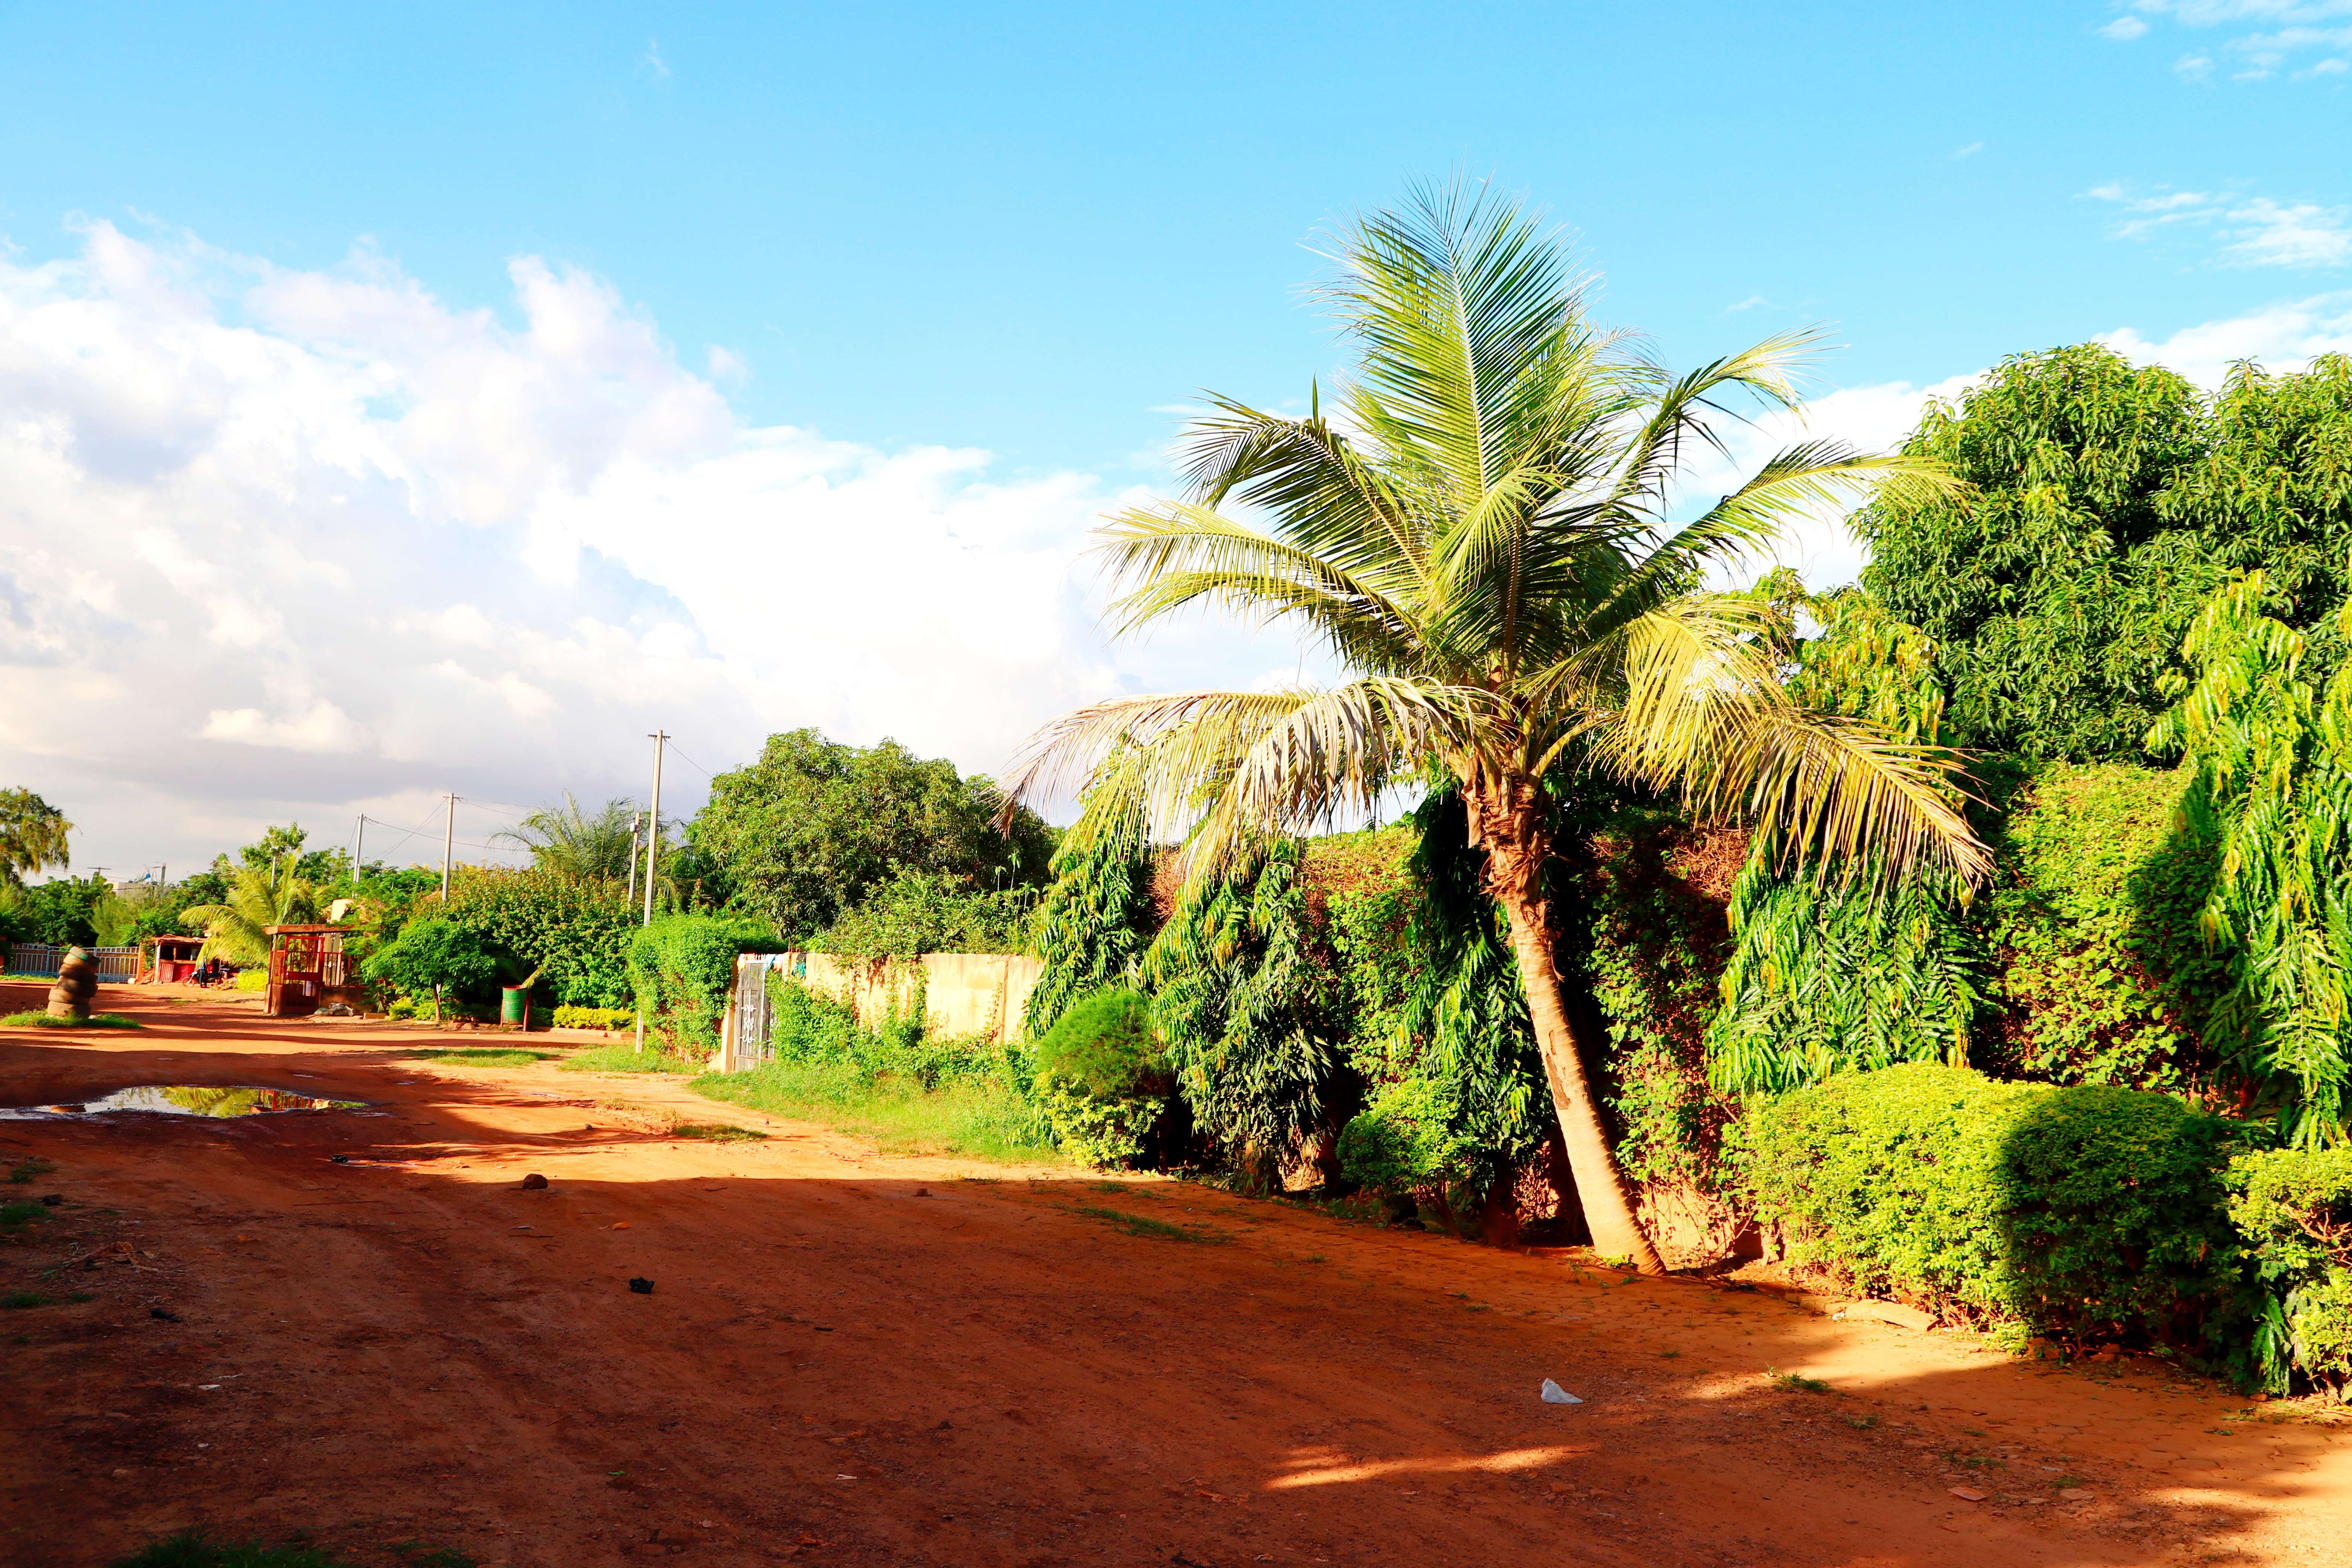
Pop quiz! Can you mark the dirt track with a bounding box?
[2,986,2349,1568]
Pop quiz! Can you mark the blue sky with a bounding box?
[0,2,2347,872]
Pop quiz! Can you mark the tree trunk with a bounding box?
[1466,775,1666,1274]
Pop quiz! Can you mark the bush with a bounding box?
[1747,1063,2255,1358]
[439,866,639,1008]
[2226,1147,2352,1395]
[233,967,268,992]
[1026,988,1169,1166]
[360,919,497,1017]
[628,913,781,1058]
[551,1004,634,1032]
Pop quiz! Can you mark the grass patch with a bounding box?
[1,1201,49,1232]
[561,1043,704,1076]
[692,1058,1067,1165]
[3,1291,53,1309]
[0,1011,141,1029]
[1073,1205,1230,1243]
[392,1047,559,1068]
[1846,1414,1879,1430]
[7,1157,56,1184]
[1769,1367,1832,1393]
[671,1122,767,1142]
[113,1532,475,1568]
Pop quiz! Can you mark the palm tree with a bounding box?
[1006,184,1990,1271]
[180,854,321,965]
[0,788,72,884]
[494,794,642,882]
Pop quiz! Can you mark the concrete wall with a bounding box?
[725,951,1043,1069]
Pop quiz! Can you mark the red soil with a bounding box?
[2,985,2348,1567]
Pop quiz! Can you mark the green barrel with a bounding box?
[500,986,530,1027]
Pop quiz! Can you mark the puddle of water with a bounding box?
[0,1085,366,1119]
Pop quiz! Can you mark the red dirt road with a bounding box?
[3,988,2349,1568]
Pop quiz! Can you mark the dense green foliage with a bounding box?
[628,913,782,1056]
[1979,763,2220,1090]
[0,788,71,884]
[1022,769,1154,1035]
[2226,1147,2352,1393]
[809,867,1031,962]
[1858,346,2352,762]
[1145,840,1342,1171]
[1332,795,1549,1211]
[0,873,110,948]
[361,919,498,1015]
[1749,1064,2255,1357]
[688,728,1054,942]
[1026,986,1171,1165]
[2151,574,2352,1144]
[439,866,638,1007]
[1573,814,1740,1209]
[494,793,643,881]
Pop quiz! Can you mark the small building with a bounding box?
[261,925,367,1018]
[147,934,204,985]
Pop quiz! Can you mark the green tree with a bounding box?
[2149,572,2352,1145]
[1856,346,2352,762]
[179,854,322,965]
[1006,185,1986,1270]
[0,789,72,884]
[494,793,643,883]
[362,919,498,1023]
[689,728,1055,942]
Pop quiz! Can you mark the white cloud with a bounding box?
[1726,294,1769,312]
[0,222,1314,872]
[2110,2,2352,74]
[1951,141,1985,160]
[2099,290,2352,384]
[2088,182,2352,267]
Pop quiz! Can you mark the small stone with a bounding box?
[112,1468,132,1478]
[2059,1488,2092,1501]
[521,1173,549,1190]
[1948,1487,1987,1502]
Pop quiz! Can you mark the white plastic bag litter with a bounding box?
[1540,1379,1583,1405]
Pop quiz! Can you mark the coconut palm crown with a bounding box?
[1005,184,1991,1271]
[180,854,321,966]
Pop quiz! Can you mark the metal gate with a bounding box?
[723,952,807,1071]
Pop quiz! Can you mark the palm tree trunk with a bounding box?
[1467,776,1666,1274]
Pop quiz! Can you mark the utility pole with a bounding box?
[624,810,643,905]
[642,732,668,926]
[354,816,366,879]
[441,794,456,900]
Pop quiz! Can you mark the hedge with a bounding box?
[2226,1147,2352,1395]
[1747,1063,2257,1358]
[628,914,783,1057]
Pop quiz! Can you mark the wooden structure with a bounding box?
[147,934,203,985]
[262,925,365,1018]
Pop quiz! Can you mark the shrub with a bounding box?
[233,967,268,992]
[1747,1063,2255,1358]
[360,919,497,1018]
[439,865,639,1008]
[551,1004,634,1032]
[1026,988,1169,1167]
[2226,1147,2352,1395]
